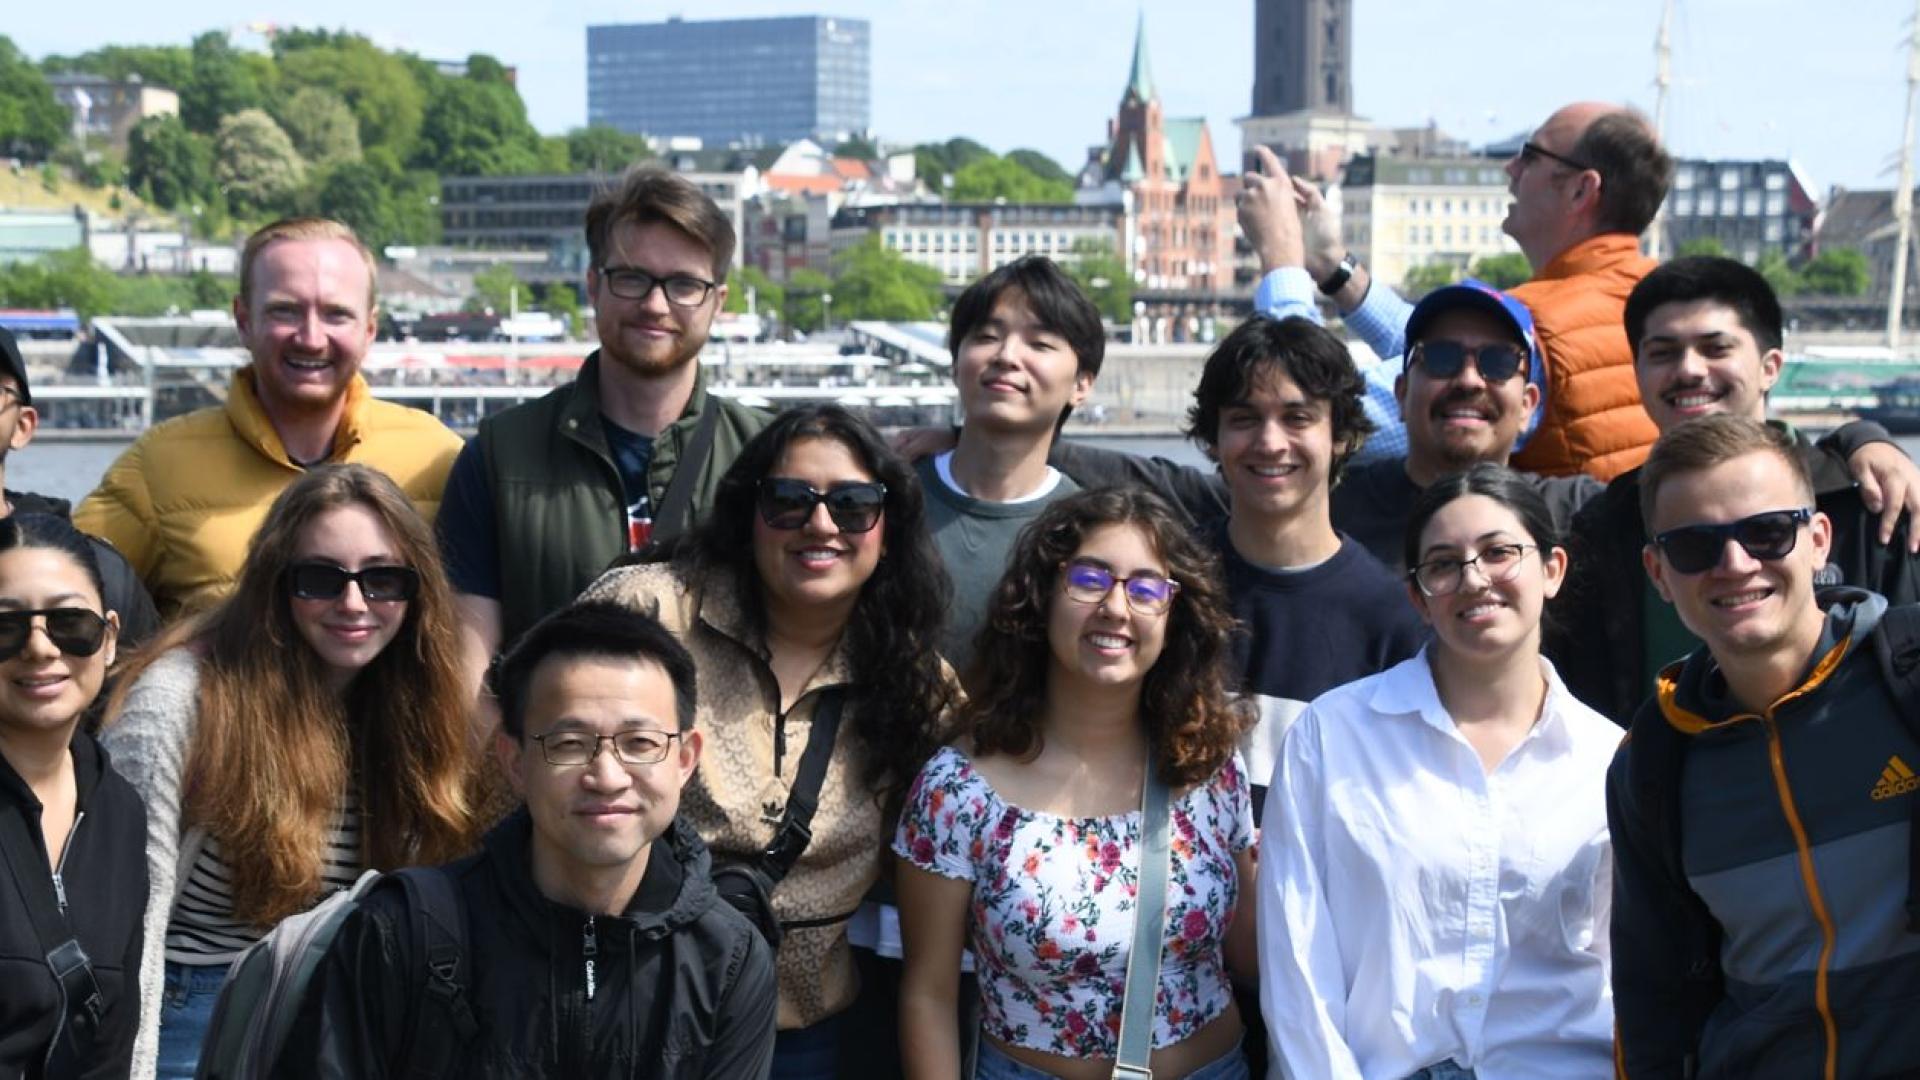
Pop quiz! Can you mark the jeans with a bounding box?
[974,1038,1249,1080]
[770,1012,846,1080]
[1405,1062,1477,1080]
[156,961,226,1079]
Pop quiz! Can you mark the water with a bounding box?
[14,431,1910,512]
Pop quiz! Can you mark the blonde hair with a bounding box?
[238,217,379,313]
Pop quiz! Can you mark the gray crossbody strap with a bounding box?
[1113,753,1170,1079]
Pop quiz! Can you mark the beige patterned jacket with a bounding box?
[581,561,881,1029]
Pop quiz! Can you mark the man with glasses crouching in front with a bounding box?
[1608,414,1920,1079]
[283,600,777,1078]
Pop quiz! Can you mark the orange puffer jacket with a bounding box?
[1508,234,1659,481]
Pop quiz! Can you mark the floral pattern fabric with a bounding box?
[893,746,1252,1058]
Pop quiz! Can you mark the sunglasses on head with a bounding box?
[0,608,109,662]
[1653,508,1813,575]
[756,479,888,533]
[287,563,421,603]
[1409,340,1529,383]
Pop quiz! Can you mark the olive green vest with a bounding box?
[477,352,772,645]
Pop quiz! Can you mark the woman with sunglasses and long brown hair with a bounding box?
[0,513,146,1078]
[581,403,956,1080]
[99,464,475,1079]
[895,486,1257,1080]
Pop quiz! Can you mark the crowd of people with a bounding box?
[3,96,1919,1080]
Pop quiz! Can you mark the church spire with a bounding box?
[1126,11,1156,103]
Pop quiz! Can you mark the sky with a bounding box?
[14,0,1919,193]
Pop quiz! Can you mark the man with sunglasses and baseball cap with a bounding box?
[0,327,157,653]
[1609,413,1920,1078]
[1550,256,1920,723]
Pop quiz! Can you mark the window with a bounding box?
[1673,194,1694,217]
[1675,167,1696,190]
[1742,192,1762,216]
[1765,172,1786,191]
[1719,171,1741,191]
[1765,192,1785,215]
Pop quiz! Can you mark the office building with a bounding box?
[586,16,870,147]
[831,202,1126,284]
[1664,158,1817,265]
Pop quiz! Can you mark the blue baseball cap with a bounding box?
[1404,279,1545,447]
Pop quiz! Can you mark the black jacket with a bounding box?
[286,809,777,1079]
[0,732,148,1080]
[1551,424,1920,723]
[9,491,159,654]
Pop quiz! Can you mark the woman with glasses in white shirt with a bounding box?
[1259,463,1618,1080]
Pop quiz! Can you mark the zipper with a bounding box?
[582,916,598,1002]
[51,810,83,917]
[1759,713,1840,1080]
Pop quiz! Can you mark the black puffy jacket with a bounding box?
[285,809,777,1079]
[0,732,148,1079]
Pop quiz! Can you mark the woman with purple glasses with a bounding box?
[0,513,145,1078]
[895,486,1258,1080]
[100,464,475,1079]
[582,404,957,1079]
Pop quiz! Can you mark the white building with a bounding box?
[1342,155,1520,292]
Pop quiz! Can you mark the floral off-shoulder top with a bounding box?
[892,745,1253,1059]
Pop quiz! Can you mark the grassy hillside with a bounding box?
[0,163,156,218]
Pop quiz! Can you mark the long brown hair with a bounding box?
[105,464,474,924]
[963,487,1250,788]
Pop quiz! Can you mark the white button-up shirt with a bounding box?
[1257,650,1620,1080]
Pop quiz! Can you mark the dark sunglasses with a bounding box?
[1410,340,1529,384]
[756,479,888,533]
[287,563,421,603]
[0,608,109,661]
[1520,141,1594,173]
[1653,508,1813,575]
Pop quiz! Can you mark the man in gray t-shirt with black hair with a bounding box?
[919,256,1106,688]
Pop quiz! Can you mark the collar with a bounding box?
[561,352,711,449]
[225,365,370,467]
[0,729,110,814]
[1533,233,1646,282]
[1657,586,1884,733]
[483,808,718,936]
[1366,647,1577,755]
[692,567,855,691]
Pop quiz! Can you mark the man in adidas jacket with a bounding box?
[1608,415,1920,1078]
[285,602,776,1079]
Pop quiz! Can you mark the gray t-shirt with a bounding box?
[917,453,1082,679]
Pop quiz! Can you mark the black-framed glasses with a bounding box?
[1409,340,1529,383]
[1520,140,1594,173]
[756,479,888,533]
[598,265,719,307]
[1409,543,1537,597]
[532,729,681,767]
[1653,508,1813,575]
[1060,559,1180,615]
[0,608,109,661]
[287,563,420,603]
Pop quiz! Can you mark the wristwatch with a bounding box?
[1318,252,1358,295]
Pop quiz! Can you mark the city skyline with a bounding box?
[12,0,1918,193]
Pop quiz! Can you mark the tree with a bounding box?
[275,36,426,162]
[1467,252,1530,289]
[912,136,993,189]
[43,44,193,91]
[565,124,651,173]
[535,281,582,335]
[1753,251,1801,298]
[834,134,878,160]
[0,36,68,160]
[414,73,545,175]
[1677,236,1727,259]
[275,86,361,169]
[831,236,946,321]
[214,109,305,216]
[1065,239,1134,323]
[1800,247,1871,297]
[182,31,267,133]
[950,155,1073,203]
[467,263,525,315]
[463,53,513,85]
[1403,262,1458,295]
[127,115,213,210]
[1007,148,1073,188]
[311,161,396,249]
[725,265,784,318]
[784,269,833,333]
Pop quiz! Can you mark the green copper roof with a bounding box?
[1121,140,1146,182]
[1126,11,1155,103]
[1162,118,1205,181]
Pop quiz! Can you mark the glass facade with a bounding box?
[586,16,870,147]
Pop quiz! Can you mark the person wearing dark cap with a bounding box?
[0,328,157,652]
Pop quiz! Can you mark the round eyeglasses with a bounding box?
[1408,542,1537,597]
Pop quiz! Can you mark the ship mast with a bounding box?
[1649,0,1674,260]
[1890,0,1920,350]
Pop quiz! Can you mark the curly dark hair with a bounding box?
[963,486,1250,788]
[1184,315,1376,488]
[676,404,957,817]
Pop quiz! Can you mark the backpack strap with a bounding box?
[1869,604,1920,931]
[390,867,479,1080]
[650,404,721,546]
[0,807,105,1067]
[760,688,845,885]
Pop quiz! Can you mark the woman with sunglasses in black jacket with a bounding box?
[0,513,145,1079]
[581,404,957,1079]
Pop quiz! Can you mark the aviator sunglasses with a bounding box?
[0,608,110,661]
[756,479,888,533]
[1409,340,1529,383]
[286,563,421,603]
[1652,508,1813,575]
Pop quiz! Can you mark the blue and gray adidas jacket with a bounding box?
[1609,589,1920,1079]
